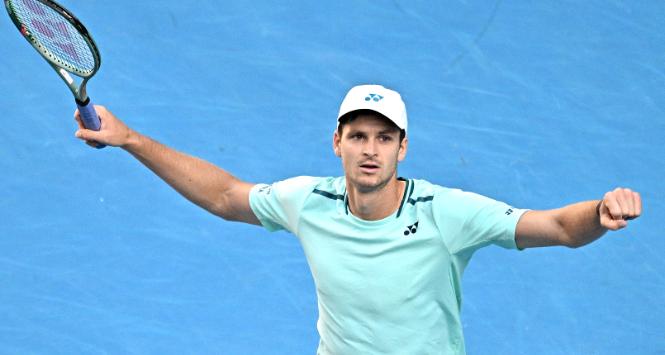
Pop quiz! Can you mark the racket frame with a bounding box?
[4,0,101,103]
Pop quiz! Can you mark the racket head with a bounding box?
[4,0,100,79]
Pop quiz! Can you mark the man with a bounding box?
[75,84,642,354]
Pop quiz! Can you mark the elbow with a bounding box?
[207,191,233,221]
[561,234,586,249]
[210,200,234,221]
[564,240,584,249]
[205,180,256,224]
[210,192,246,222]
[554,221,585,249]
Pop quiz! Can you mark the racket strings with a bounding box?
[10,0,96,76]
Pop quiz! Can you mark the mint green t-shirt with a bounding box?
[249,176,526,355]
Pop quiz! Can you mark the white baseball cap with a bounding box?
[337,84,408,133]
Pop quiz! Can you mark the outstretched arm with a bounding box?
[74,106,261,225]
[515,188,642,249]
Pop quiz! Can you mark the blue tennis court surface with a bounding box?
[1,1,663,354]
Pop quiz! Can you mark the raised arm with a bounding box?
[74,105,261,225]
[515,188,642,249]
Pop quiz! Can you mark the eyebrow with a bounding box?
[378,129,399,135]
[345,128,399,136]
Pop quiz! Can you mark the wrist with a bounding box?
[121,129,142,151]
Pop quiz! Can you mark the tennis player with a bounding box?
[74,84,642,354]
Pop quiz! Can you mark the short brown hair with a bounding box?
[337,109,406,142]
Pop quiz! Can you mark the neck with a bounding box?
[346,177,405,221]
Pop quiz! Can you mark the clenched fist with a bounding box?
[598,188,642,230]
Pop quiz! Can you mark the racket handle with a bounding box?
[75,97,106,149]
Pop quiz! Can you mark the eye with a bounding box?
[378,135,393,142]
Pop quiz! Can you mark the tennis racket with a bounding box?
[4,0,104,147]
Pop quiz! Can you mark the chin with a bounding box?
[352,175,391,192]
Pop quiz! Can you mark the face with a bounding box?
[333,114,408,193]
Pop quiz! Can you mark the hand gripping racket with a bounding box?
[5,0,104,147]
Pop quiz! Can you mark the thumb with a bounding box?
[75,128,102,141]
[600,212,628,231]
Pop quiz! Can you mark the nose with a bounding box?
[362,137,378,157]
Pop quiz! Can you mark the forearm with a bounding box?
[516,188,641,249]
[122,131,244,218]
[74,106,258,222]
[555,200,607,248]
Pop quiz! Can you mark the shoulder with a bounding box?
[406,179,496,210]
[253,176,341,199]
[276,176,325,191]
[406,178,454,202]
[310,176,346,199]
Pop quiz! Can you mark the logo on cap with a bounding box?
[365,94,384,102]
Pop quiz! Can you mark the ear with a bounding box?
[333,130,341,157]
[397,137,408,162]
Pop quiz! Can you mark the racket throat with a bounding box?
[75,97,91,106]
[75,76,92,102]
[58,68,74,85]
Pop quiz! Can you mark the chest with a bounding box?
[296,210,453,304]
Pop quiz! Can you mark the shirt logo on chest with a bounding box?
[403,221,419,236]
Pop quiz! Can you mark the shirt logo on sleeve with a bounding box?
[403,221,419,236]
[505,208,514,215]
[258,185,273,195]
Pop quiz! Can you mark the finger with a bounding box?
[625,192,642,220]
[73,110,86,130]
[615,188,631,218]
[600,213,628,230]
[603,192,624,220]
[75,128,102,143]
[633,192,642,217]
[75,117,86,130]
[618,188,635,218]
[94,105,106,128]
[78,132,103,148]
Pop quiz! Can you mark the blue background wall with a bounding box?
[1,1,663,353]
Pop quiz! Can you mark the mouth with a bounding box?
[359,162,380,174]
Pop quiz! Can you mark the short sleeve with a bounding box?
[249,176,320,233]
[433,188,527,256]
